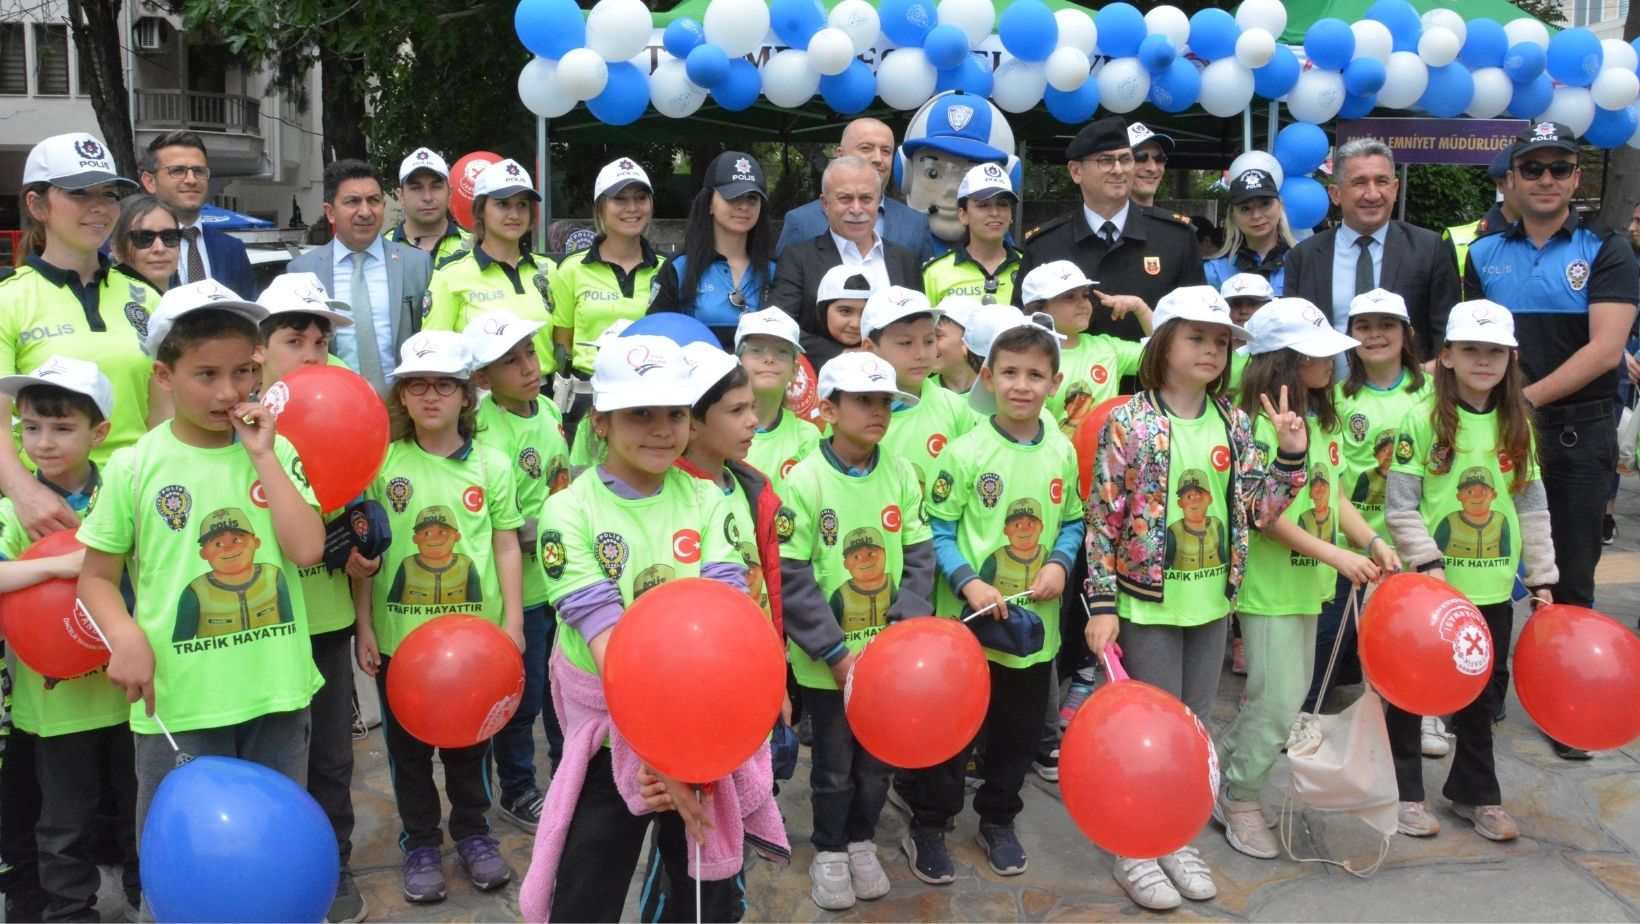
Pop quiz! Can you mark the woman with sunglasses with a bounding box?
[648,151,775,351]
[0,133,170,538]
[110,194,182,293]
[1204,168,1297,293]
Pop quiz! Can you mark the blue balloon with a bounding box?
[770,0,826,48]
[711,58,761,111]
[685,44,731,89]
[1281,176,1330,230]
[1507,73,1554,119]
[999,0,1058,63]
[1273,122,1330,177]
[1343,56,1387,96]
[1304,18,1355,72]
[879,0,936,47]
[622,313,718,346]
[588,61,650,126]
[1045,82,1102,123]
[1149,58,1200,112]
[142,757,338,923]
[1139,34,1178,74]
[1632,36,1640,70]
[663,18,705,59]
[1338,91,1378,119]
[1365,0,1422,53]
[1417,63,1474,118]
[1253,45,1301,99]
[1585,102,1640,147]
[820,58,877,114]
[936,55,993,95]
[1460,19,1508,69]
[1095,3,1147,58]
[1503,41,1547,83]
[923,24,971,71]
[1188,8,1240,61]
[514,0,585,60]
[1546,27,1603,88]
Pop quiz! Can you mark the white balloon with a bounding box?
[1235,28,1275,68]
[1502,17,1549,49]
[760,49,819,108]
[1466,67,1513,119]
[876,48,938,110]
[1234,0,1286,39]
[650,58,707,117]
[556,48,609,101]
[1592,67,1640,110]
[1377,51,1428,110]
[1044,45,1091,91]
[992,54,1048,111]
[704,0,772,58]
[1351,21,1393,62]
[1229,150,1284,188]
[937,0,995,47]
[1197,58,1255,118]
[1418,27,1459,67]
[807,27,856,76]
[1055,9,1098,56]
[1419,9,1466,47]
[585,0,653,62]
[518,57,576,118]
[1286,67,1345,124]
[1096,56,1150,113]
[1539,86,1595,135]
[828,0,882,55]
[1602,39,1639,74]
[1144,6,1190,47]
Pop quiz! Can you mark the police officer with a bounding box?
[1016,116,1204,344]
[1126,122,1173,209]
[922,163,1022,307]
[1443,147,1518,273]
[387,147,472,265]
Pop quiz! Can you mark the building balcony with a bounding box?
[134,88,265,176]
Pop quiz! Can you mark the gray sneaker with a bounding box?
[499,788,546,833]
[402,846,446,903]
[327,867,368,923]
[455,835,513,891]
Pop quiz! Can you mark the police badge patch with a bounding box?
[155,485,192,531]
[775,505,796,543]
[386,477,413,513]
[534,272,552,309]
[1565,259,1589,292]
[420,292,433,319]
[519,446,543,479]
[1348,412,1368,443]
[594,531,630,580]
[125,303,151,339]
[539,529,567,580]
[1394,432,1416,466]
[931,470,954,505]
[819,508,839,547]
[977,472,1004,508]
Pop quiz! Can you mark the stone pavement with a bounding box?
[86,479,1640,922]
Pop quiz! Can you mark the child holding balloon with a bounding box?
[1383,301,1556,843]
[352,330,525,904]
[1083,287,1304,910]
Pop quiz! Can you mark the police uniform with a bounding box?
[922,242,1022,307]
[423,246,558,373]
[549,236,665,377]
[386,220,470,267]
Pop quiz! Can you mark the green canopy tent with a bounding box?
[1276,0,1550,45]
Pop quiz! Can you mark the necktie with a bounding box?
[181,227,204,285]
[349,251,385,390]
[1101,221,1119,248]
[1354,235,1375,295]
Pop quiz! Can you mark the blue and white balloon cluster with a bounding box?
[513,0,1640,148]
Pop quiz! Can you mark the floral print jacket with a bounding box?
[1084,391,1306,617]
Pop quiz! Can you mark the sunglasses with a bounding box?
[127,228,181,249]
[728,286,747,309]
[1513,161,1576,180]
[1133,151,1168,165]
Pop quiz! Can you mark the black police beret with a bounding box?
[1066,116,1130,161]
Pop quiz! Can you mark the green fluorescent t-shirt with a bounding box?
[1237,415,1343,617]
[77,424,323,734]
[1049,333,1143,431]
[476,395,570,607]
[745,408,821,502]
[1334,375,1431,542]
[879,379,973,501]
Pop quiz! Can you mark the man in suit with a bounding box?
[139,130,257,298]
[769,156,922,361]
[775,118,932,261]
[287,159,432,394]
[1283,137,1460,364]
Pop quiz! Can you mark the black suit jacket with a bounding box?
[1283,220,1460,361]
[769,232,923,368]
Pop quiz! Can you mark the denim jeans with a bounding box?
[494,603,565,800]
[802,686,892,852]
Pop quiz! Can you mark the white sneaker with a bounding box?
[1156,846,1217,901]
[1112,857,1181,911]
[1421,716,1452,758]
[845,841,890,900]
[809,851,855,910]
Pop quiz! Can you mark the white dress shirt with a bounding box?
[830,229,890,292]
[1330,222,1390,376]
[1083,202,1131,242]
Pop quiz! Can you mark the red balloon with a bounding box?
[386,615,524,749]
[1072,395,1128,501]
[1359,572,1494,716]
[1514,604,1640,751]
[0,530,108,678]
[447,151,504,231]
[784,353,824,430]
[604,578,786,783]
[262,365,389,514]
[1059,679,1217,858]
[844,618,990,769]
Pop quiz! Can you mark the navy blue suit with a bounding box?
[775,198,933,263]
[169,227,258,298]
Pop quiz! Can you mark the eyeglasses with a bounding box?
[740,342,796,362]
[1133,151,1168,165]
[158,165,211,180]
[403,378,462,396]
[127,228,180,249]
[1086,154,1135,172]
[982,276,998,306]
[1513,161,1576,181]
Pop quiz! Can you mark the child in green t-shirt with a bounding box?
[77,281,326,859]
[1020,260,1150,430]
[0,357,140,921]
[929,295,982,397]
[859,286,972,499]
[1220,273,1274,391]
[735,308,820,499]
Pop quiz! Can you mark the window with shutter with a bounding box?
[33,24,69,96]
[0,24,25,95]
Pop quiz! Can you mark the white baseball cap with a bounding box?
[935,295,984,331]
[594,157,652,200]
[0,356,114,421]
[473,159,541,201]
[682,341,742,404]
[1242,297,1360,357]
[1443,299,1518,348]
[861,286,939,340]
[258,273,354,328]
[578,317,634,349]
[392,330,473,380]
[1021,260,1094,306]
[145,280,267,357]
[463,309,546,368]
[816,352,918,405]
[734,307,803,352]
[816,265,875,304]
[1127,122,1174,154]
[1220,273,1275,302]
[398,147,450,183]
[1153,285,1253,345]
[593,334,695,411]
[1347,287,1411,323]
[24,133,134,190]
[957,162,1015,202]
[967,311,1064,415]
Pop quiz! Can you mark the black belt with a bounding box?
[1534,397,1614,447]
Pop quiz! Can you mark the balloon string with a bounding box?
[694,786,702,924]
[961,591,1032,623]
[78,599,180,753]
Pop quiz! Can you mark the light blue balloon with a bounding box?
[514,0,585,60]
[1506,72,1554,119]
[1149,58,1200,112]
[1417,64,1474,118]
[1273,122,1330,177]
[623,313,718,346]
[936,55,993,95]
[1139,34,1177,74]
[1304,18,1355,72]
[1365,0,1422,53]
[1253,44,1301,99]
[1546,27,1603,88]
[685,43,731,89]
[1095,3,1147,58]
[663,18,705,59]
[999,0,1058,63]
[711,58,762,111]
[1460,19,1508,70]
[879,0,937,47]
[1187,8,1239,62]
[1282,176,1330,230]
[1343,56,1386,96]
[1339,92,1378,119]
[1045,82,1101,123]
[589,61,650,125]
[1502,41,1547,83]
[820,58,877,113]
[1585,102,1640,147]
[770,0,826,48]
[923,24,971,71]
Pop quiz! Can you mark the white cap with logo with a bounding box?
[0,356,115,421]
[957,162,1014,201]
[1242,297,1360,357]
[473,159,542,201]
[816,352,918,405]
[392,330,473,380]
[398,147,450,183]
[1443,299,1518,348]
[1347,287,1411,323]
[966,311,1064,415]
[734,307,803,351]
[1021,260,1094,306]
[258,273,354,327]
[816,265,875,304]
[1127,122,1175,153]
[594,158,652,200]
[592,334,694,411]
[1220,273,1275,302]
[682,341,742,403]
[1153,285,1253,345]
[861,286,939,340]
[24,133,134,190]
[145,280,267,357]
[463,309,546,368]
[934,295,984,332]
